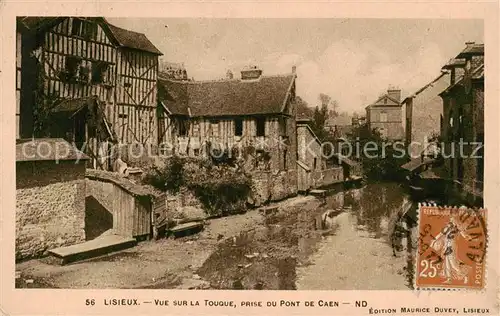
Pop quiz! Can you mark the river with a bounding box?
[197,182,418,290]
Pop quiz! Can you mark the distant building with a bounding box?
[439,42,484,204]
[160,61,189,81]
[296,119,345,192]
[402,71,450,157]
[365,88,404,140]
[325,113,352,133]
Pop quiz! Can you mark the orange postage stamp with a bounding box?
[415,204,487,290]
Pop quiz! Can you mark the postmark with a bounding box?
[415,204,487,290]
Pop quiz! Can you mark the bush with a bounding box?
[143,155,186,193]
[143,155,252,216]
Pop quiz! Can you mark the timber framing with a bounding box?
[17,16,163,169]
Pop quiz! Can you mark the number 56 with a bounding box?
[419,260,438,278]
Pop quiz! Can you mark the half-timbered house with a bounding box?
[157,66,298,174]
[16,17,162,169]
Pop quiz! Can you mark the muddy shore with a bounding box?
[16,183,414,290]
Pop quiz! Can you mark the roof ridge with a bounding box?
[106,21,147,37]
[158,73,294,85]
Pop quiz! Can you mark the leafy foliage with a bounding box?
[351,123,409,182]
[143,155,253,216]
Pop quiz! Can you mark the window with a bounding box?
[380,111,387,122]
[71,19,97,40]
[64,56,81,78]
[71,19,82,36]
[256,117,266,137]
[279,116,287,136]
[210,119,220,137]
[91,61,110,84]
[282,149,288,170]
[194,149,200,156]
[313,158,317,170]
[79,61,90,83]
[234,118,243,136]
[179,119,189,136]
[192,121,200,137]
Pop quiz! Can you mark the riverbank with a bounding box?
[16,183,414,290]
[15,195,318,289]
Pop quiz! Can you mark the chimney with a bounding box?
[292,65,296,74]
[241,65,262,80]
[387,88,401,103]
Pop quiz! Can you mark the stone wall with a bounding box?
[251,170,297,206]
[312,167,344,188]
[16,161,86,261]
[85,178,115,214]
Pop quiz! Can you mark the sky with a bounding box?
[108,18,483,114]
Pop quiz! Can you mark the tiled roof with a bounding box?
[158,74,296,117]
[442,58,466,70]
[439,62,484,96]
[16,138,89,162]
[157,78,189,115]
[51,96,98,113]
[402,72,449,104]
[106,22,163,55]
[17,17,61,30]
[17,17,162,55]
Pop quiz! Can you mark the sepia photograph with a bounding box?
[10,12,492,298]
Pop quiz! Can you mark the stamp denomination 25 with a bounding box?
[416,205,487,290]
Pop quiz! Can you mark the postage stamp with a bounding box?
[415,204,487,290]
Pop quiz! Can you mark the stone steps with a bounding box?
[48,234,137,265]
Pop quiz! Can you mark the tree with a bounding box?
[351,123,409,182]
[311,103,329,141]
[319,93,339,118]
[296,96,314,119]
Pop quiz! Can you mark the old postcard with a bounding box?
[0,1,498,315]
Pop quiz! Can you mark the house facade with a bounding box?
[365,88,404,140]
[439,42,484,205]
[158,66,299,202]
[403,71,450,158]
[296,119,350,192]
[16,17,162,169]
[158,67,298,173]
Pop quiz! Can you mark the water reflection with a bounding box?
[198,182,418,290]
